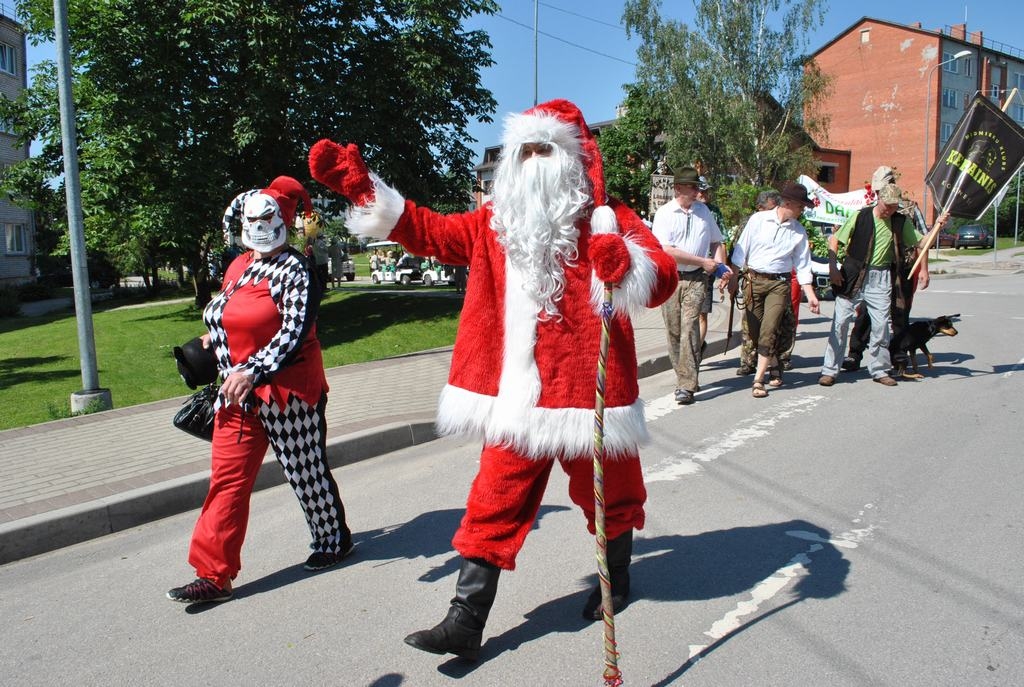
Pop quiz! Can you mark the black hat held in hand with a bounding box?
[173,337,219,390]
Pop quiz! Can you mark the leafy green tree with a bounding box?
[964,173,1023,240]
[597,84,664,219]
[622,0,830,187]
[713,181,762,242]
[1,0,497,304]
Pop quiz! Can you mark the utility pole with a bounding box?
[54,0,112,413]
[533,0,539,106]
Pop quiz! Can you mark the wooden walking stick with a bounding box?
[593,280,623,687]
[723,290,736,357]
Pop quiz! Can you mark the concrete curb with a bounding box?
[0,420,441,564]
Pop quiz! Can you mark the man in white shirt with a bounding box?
[730,182,821,398]
[652,166,731,404]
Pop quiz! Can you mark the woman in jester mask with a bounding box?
[167,176,354,604]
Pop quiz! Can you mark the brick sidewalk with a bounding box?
[0,303,729,564]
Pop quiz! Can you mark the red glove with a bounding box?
[308,140,375,205]
[589,233,630,284]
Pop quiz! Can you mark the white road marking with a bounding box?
[643,393,685,423]
[685,508,879,662]
[642,394,825,483]
[1003,358,1024,377]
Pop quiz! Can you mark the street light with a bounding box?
[922,48,971,249]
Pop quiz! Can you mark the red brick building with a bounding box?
[809,17,1024,223]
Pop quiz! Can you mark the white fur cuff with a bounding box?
[344,173,406,239]
[590,231,658,317]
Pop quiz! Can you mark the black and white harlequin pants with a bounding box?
[188,393,350,587]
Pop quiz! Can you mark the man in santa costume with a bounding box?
[309,99,678,660]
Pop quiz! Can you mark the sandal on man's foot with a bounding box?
[768,369,783,387]
[752,381,768,398]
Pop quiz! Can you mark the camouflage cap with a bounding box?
[871,166,897,190]
[877,183,903,206]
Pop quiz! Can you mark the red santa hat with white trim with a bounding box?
[500,98,618,235]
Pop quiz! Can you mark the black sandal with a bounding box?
[768,368,783,387]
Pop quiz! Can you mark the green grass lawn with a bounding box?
[0,289,460,430]
[931,236,1023,259]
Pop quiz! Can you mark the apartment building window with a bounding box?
[0,43,15,76]
[942,52,961,73]
[1014,105,1024,125]
[942,87,959,109]
[940,122,954,146]
[4,223,28,255]
[860,29,870,44]
[962,58,974,77]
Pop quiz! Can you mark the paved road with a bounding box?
[1,271,1021,686]
[2,250,1020,566]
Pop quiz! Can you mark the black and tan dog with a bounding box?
[891,314,959,379]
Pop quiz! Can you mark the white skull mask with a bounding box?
[240,192,287,252]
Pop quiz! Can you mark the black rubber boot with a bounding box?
[582,530,633,621]
[404,557,501,660]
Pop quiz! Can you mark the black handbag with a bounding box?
[172,384,218,441]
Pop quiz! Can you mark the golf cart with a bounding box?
[419,259,455,286]
[366,241,422,285]
[365,241,456,286]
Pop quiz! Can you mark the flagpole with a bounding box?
[998,89,1019,264]
[910,172,970,278]
[1015,169,1021,245]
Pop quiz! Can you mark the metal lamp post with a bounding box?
[923,49,971,257]
[54,0,112,414]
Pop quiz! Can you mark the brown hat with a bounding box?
[779,181,814,209]
[673,166,701,187]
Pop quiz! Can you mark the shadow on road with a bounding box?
[437,519,849,679]
[235,505,571,600]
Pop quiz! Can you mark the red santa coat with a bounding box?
[357,184,677,460]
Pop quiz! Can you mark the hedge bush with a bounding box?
[0,287,21,317]
[17,281,55,302]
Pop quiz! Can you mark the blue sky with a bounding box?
[23,1,1024,165]
[462,1,1024,160]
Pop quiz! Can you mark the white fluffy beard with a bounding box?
[490,147,590,319]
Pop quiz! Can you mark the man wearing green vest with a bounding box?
[819,183,919,387]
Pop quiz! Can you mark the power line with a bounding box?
[495,12,637,67]
[539,1,628,33]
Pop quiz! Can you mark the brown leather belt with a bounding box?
[747,269,790,281]
[677,270,706,279]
